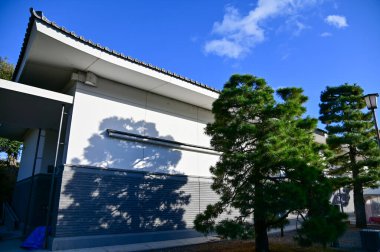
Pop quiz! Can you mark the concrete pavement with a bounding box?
[0,236,219,252]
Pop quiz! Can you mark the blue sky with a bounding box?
[0,0,379,125]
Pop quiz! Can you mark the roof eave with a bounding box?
[12,8,220,95]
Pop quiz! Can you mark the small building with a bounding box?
[1,9,223,250]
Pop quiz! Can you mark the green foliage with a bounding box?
[0,57,14,80]
[194,204,254,240]
[296,205,347,248]
[215,220,255,240]
[319,83,380,227]
[194,74,346,252]
[268,213,290,231]
[296,169,347,247]
[0,57,22,166]
[194,204,220,234]
[0,137,22,166]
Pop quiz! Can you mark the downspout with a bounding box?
[44,104,65,248]
[23,128,42,235]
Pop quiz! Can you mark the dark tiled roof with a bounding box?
[315,128,327,135]
[13,8,220,93]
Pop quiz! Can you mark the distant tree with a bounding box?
[319,84,380,228]
[194,75,346,252]
[0,57,14,80]
[0,139,22,166]
[0,57,22,166]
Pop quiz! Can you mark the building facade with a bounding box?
[1,9,226,250]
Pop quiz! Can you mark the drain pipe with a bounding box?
[44,105,65,248]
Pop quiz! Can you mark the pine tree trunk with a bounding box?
[351,147,367,228]
[254,182,270,252]
[353,180,367,228]
[254,217,269,252]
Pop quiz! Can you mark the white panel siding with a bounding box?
[91,77,147,107]
[171,149,198,175]
[40,130,58,173]
[197,108,213,148]
[197,152,219,177]
[146,92,198,119]
[65,85,146,167]
[65,78,218,177]
[18,129,41,181]
[145,109,198,144]
[18,129,58,180]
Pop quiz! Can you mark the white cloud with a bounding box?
[325,15,348,28]
[204,0,320,59]
[320,32,332,37]
[293,20,308,35]
[190,36,199,43]
[285,16,310,36]
[281,52,291,61]
[204,38,245,58]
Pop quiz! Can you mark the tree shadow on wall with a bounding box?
[56,117,191,237]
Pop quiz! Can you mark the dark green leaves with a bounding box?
[320,83,380,187]
[195,74,344,249]
[319,83,380,228]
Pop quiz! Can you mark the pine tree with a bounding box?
[194,75,345,252]
[319,83,380,228]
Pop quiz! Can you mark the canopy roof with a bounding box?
[0,79,73,140]
[364,187,380,197]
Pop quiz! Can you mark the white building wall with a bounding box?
[40,130,58,173]
[64,78,218,177]
[17,129,57,181]
[18,129,59,181]
[18,129,41,181]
